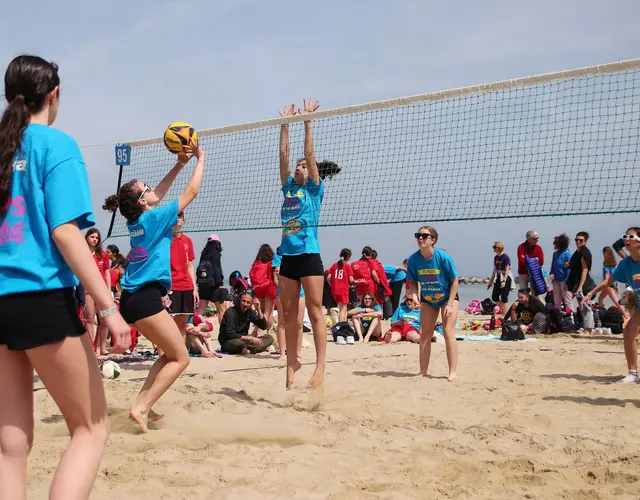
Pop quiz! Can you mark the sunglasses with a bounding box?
[622,234,640,241]
[415,232,433,240]
[575,238,585,243]
[137,185,151,202]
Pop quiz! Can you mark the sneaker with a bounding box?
[617,373,640,384]
[346,336,355,345]
[336,337,347,345]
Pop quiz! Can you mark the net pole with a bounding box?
[105,164,124,240]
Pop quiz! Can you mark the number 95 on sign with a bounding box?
[115,145,131,166]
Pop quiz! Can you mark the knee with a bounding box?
[0,429,34,459]
[307,307,324,324]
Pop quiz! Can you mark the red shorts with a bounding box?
[387,322,419,340]
[254,282,276,300]
[332,290,350,305]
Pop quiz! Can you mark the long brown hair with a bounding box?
[85,228,104,257]
[103,179,144,223]
[359,292,378,307]
[0,55,60,218]
[602,246,617,267]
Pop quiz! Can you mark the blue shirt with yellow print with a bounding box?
[407,248,458,307]
[280,176,324,256]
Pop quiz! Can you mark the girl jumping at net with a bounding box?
[406,226,460,381]
[278,99,327,389]
[103,142,205,432]
[0,55,130,500]
[584,227,640,384]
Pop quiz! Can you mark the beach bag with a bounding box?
[465,299,482,315]
[501,320,525,341]
[196,261,214,286]
[602,307,624,334]
[526,256,547,296]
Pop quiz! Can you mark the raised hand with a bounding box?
[279,104,296,117]
[298,97,320,115]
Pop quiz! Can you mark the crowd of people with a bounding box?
[1,54,639,500]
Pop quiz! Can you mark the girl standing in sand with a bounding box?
[327,248,354,323]
[0,54,130,500]
[406,226,460,380]
[278,99,327,389]
[103,142,205,432]
[84,228,111,354]
[585,227,640,383]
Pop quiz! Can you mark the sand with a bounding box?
[28,316,640,499]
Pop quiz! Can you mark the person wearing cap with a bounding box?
[218,290,274,354]
[196,232,228,324]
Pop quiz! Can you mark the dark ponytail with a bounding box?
[0,55,59,218]
[103,179,143,223]
[338,248,351,269]
[362,246,372,258]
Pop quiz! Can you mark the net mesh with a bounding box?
[108,60,640,238]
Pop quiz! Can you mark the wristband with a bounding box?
[176,161,186,168]
[99,305,117,318]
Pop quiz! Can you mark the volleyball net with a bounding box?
[107,59,640,238]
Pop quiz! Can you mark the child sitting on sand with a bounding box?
[186,311,221,358]
[384,296,421,343]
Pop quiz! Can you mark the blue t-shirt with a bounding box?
[390,304,421,330]
[384,264,406,283]
[0,125,95,296]
[121,199,179,294]
[612,257,639,297]
[406,248,458,306]
[272,252,304,298]
[550,249,571,282]
[280,177,323,256]
[355,304,381,328]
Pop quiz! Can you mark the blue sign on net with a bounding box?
[115,145,131,166]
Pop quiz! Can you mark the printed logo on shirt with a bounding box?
[519,310,533,323]
[282,190,303,218]
[129,245,148,262]
[12,160,26,172]
[418,268,440,275]
[130,228,144,238]
[282,219,302,237]
[0,196,26,246]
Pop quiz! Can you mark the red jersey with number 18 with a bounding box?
[329,261,353,304]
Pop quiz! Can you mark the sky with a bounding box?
[2,0,640,278]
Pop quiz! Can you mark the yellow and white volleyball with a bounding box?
[99,360,121,380]
[163,122,198,154]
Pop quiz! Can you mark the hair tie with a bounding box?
[14,94,24,102]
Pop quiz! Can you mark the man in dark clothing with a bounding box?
[218,291,274,354]
[508,289,549,334]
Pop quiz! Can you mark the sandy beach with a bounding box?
[28,316,640,499]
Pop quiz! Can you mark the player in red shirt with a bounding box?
[168,212,198,344]
[370,249,392,313]
[85,228,111,354]
[352,246,376,300]
[327,248,354,322]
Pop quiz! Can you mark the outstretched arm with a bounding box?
[155,157,188,201]
[279,104,296,186]
[299,98,321,185]
[178,145,206,213]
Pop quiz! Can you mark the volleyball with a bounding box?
[163,122,198,154]
[99,360,121,380]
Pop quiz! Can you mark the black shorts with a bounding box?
[0,287,85,351]
[120,282,166,324]
[492,277,511,303]
[280,253,324,281]
[199,284,230,303]
[168,289,194,315]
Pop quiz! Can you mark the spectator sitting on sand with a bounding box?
[218,291,274,354]
[348,292,383,343]
[507,289,549,334]
[384,295,421,344]
[185,311,221,358]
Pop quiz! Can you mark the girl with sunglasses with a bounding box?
[277,99,327,390]
[406,226,459,381]
[585,227,640,383]
[103,143,205,432]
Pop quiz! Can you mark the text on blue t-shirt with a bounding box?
[406,248,458,306]
[280,177,323,256]
[390,304,421,330]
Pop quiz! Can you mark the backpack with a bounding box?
[331,321,357,341]
[481,298,496,315]
[501,320,525,341]
[549,308,576,333]
[196,261,214,286]
[602,307,624,334]
[465,299,482,315]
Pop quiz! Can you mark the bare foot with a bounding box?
[278,355,287,361]
[420,372,428,377]
[130,407,149,433]
[286,360,302,390]
[448,373,458,382]
[307,367,325,389]
[241,348,251,355]
[149,409,164,422]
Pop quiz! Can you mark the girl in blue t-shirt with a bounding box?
[0,55,131,499]
[586,227,640,383]
[277,99,326,390]
[596,246,625,316]
[406,225,460,381]
[103,142,205,432]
